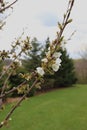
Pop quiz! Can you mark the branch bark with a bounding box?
[0,0,18,13]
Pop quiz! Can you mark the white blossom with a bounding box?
[53,52,62,58]
[55,58,62,66]
[52,58,62,72]
[52,63,60,72]
[48,47,50,51]
[36,67,45,76]
[41,58,48,63]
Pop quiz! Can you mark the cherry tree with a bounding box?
[0,0,75,128]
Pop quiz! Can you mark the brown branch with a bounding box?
[0,81,27,99]
[0,0,18,13]
[0,50,22,80]
[1,72,12,95]
[0,78,38,128]
[0,72,36,99]
[0,22,5,29]
[54,0,75,53]
[59,0,75,37]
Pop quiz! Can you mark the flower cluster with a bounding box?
[36,40,66,76]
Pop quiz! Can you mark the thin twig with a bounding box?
[1,72,12,95]
[0,0,18,13]
[59,0,75,37]
[54,0,75,53]
[0,51,22,80]
[0,78,38,128]
[0,81,26,99]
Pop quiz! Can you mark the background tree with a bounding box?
[22,37,42,72]
[8,65,25,97]
[41,37,50,57]
[74,46,87,84]
[21,37,42,96]
[54,49,77,87]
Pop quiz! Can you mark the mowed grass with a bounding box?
[0,84,87,130]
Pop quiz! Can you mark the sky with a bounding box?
[0,0,87,59]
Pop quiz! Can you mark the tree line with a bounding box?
[0,37,77,97]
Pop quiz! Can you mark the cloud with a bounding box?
[37,12,59,27]
[0,0,87,59]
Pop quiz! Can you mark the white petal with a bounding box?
[53,52,62,58]
[48,47,50,51]
[52,64,59,72]
[56,58,62,65]
[41,58,48,63]
[36,67,45,76]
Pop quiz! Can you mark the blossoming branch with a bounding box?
[0,0,75,128]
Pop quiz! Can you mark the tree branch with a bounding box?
[0,78,38,128]
[1,72,12,95]
[0,0,18,13]
[0,81,27,99]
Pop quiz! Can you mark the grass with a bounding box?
[0,84,87,130]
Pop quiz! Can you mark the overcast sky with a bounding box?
[0,0,87,59]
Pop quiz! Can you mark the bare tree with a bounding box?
[74,45,87,84]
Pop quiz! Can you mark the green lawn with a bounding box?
[0,84,87,130]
